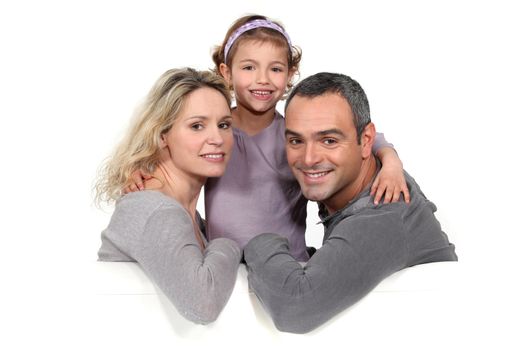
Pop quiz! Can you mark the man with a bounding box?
[243,72,457,334]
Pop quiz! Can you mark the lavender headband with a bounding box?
[223,19,293,60]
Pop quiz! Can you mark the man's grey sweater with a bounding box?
[244,170,457,334]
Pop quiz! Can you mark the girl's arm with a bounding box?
[372,132,410,205]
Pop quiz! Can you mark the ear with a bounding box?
[288,66,296,80]
[360,122,376,159]
[219,63,232,85]
[159,133,168,148]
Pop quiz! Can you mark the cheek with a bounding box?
[286,147,300,166]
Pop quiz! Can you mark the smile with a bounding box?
[303,170,332,178]
[200,153,225,161]
[250,90,273,96]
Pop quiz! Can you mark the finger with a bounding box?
[129,183,139,193]
[383,188,394,204]
[392,187,401,203]
[374,184,386,205]
[370,178,379,195]
[402,186,411,203]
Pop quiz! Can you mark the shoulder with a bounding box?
[113,191,190,224]
[336,204,405,235]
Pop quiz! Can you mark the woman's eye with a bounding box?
[219,122,231,129]
[191,123,204,130]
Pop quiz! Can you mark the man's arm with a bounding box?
[244,209,408,333]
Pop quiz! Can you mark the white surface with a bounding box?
[1,0,523,349]
[87,261,465,348]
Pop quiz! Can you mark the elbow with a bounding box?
[272,313,321,334]
[265,300,324,334]
[179,298,224,325]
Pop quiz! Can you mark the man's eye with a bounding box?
[323,138,337,145]
[288,138,302,145]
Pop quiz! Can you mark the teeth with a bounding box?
[252,90,271,95]
[305,171,328,178]
[202,154,223,159]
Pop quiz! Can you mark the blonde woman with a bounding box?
[95,68,241,324]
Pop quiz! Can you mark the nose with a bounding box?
[256,69,269,84]
[302,142,322,167]
[207,125,224,146]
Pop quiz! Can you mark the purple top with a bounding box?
[205,112,393,262]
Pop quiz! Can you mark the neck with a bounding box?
[149,162,204,219]
[232,104,276,136]
[324,156,378,215]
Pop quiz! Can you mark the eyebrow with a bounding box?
[186,115,232,121]
[238,58,287,65]
[285,128,346,138]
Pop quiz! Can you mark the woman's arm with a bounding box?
[136,207,241,324]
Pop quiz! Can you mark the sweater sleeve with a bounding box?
[135,206,241,325]
[372,132,395,154]
[243,210,408,333]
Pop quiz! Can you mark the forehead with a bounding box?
[179,87,230,117]
[232,39,288,62]
[285,93,355,132]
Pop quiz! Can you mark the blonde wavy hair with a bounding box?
[94,67,231,205]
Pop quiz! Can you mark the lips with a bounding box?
[250,89,273,100]
[200,153,226,162]
[303,171,330,178]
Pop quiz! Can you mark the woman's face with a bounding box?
[161,87,233,181]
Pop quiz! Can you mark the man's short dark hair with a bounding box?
[285,72,371,142]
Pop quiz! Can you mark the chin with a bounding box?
[205,169,227,178]
[300,187,329,202]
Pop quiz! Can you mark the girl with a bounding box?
[205,15,409,261]
[96,68,241,324]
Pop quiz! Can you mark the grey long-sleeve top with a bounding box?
[244,170,457,334]
[98,190,241,324]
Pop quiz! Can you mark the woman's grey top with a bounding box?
[98,190,241,324]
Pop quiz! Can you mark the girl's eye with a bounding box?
[218,121,231,129]
[242,65,255,71]
[191,123,204,131]
[271,67,284,73]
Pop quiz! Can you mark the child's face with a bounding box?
[223,40,293,114]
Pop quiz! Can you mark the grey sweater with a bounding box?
[244,170,457,334]
[98,190,241,324]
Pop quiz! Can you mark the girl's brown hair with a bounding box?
[211,14,302,90]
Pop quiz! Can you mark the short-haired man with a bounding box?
[243,72,458,334]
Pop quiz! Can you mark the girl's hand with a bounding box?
[123,170,152,194]
[371,148,410,205]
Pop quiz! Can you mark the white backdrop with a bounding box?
[1,0,523,348]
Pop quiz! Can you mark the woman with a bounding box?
[94,68,241,324]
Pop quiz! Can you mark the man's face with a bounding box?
[285,93,373,211]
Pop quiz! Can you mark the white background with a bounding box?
[1,0,523,348]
